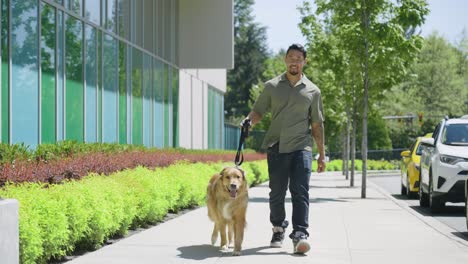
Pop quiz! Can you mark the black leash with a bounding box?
[234,118,251,166]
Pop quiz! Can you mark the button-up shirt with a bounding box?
[252,72,324,153]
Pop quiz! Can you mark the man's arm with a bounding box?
[246,111,262,126]
[311,121,326,173]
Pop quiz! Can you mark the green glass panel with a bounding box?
[65,15,83,141]
[118,41,126,144]
[1,0,9,143]
[41,3,56,143]
[132,47,142,145]
[172,68,178,147]
[163,64,169,147]
[97,30,102,142]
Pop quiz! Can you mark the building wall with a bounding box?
[178,0,233,69]
[0,0,231,149]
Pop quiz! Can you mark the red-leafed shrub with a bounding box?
[0,150,266,185]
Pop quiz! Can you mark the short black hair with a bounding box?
[286,43,307,59]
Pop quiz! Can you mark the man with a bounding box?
[241,43,326,254]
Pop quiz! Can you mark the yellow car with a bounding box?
[400,133,432,198]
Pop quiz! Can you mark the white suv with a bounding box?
[419,115,468,213]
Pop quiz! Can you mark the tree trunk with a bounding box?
[341,129,346,176]
[351,108,356,187]
[361,0,370,199]
[345,109,350,180]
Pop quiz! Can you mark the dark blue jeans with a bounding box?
[267,143,312,237]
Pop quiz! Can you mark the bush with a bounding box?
[0,160,269,264]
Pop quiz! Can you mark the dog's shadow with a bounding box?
[177,244,289,260]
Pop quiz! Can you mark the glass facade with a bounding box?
[0,0,228,150]
[0,0,184,148]
[208,86,224,149]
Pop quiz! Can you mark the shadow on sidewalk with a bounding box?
[408,205,465,217]
[248,197,349,204]
[177,245,292,260]
[452,232,468,242]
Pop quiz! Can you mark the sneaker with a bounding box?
[270,226,286,248]
[291,231,310,254]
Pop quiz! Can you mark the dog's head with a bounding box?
[219,167,246,199]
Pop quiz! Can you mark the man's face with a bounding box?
[285,50,306,76]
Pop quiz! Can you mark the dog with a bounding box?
[207,166,248,256]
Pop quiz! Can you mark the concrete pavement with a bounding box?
[67,171,468,264]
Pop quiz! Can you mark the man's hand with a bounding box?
[317,155,326,173]
[239,117,251,128]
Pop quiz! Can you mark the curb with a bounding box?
[368,180,468,248]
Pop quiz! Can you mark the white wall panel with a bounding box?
[178,70,192,148]
[178,0,233,68]
[203,82,209,149]
[192,78,204,149]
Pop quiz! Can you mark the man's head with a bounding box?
[285,44,307,76]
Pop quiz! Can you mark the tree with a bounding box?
[225,0,269,118]
[300,0,428,197]
[380,32,467,132]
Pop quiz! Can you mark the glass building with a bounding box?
[0,0,232,149]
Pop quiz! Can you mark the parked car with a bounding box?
[465,180,468,229]
[400,133,432,198]
[419,115,468,213]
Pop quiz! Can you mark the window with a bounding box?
[102,33,118,142]
[65,14,83,141]
[1,0,9,143]
[153,58,163,148]
[132,47,142,145]
[40,3,56,143]
[104,0,116,32]
[118,40,127,144]
[85,24,97,142]
[11,0,39,146]
[84,0,100,25]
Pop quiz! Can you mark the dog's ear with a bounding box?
[219,167,229,177]
[236,167,246,179]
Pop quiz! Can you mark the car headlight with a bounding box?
[440,155,467,165]
[413,163,420,170]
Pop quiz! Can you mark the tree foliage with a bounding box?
[380,31,468,144]
[225,0,269,118]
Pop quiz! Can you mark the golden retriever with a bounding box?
[207,166,248,256]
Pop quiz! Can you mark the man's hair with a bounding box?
[286,43,307,59]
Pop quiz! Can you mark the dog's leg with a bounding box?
[232,218,245,256]
[228,223,234,248]
[211,223,219,246]
[219,222,228,250]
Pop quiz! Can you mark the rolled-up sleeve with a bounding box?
[310,90,324,123]
[252,83,272,116]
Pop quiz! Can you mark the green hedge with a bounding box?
[312,159,398,172]
[0,161,268,264]
[0,158,396,263]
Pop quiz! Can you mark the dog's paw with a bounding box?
[232,250,241,256]
[220,245,229,251]
[211,236,218,246]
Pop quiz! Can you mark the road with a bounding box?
[368,173,468,239]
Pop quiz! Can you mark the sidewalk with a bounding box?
[68,172,468,264]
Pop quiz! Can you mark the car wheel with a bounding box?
[419,172,429,207]
[419,184,429,207]
[401,181,407,196]
[407,175,416,199]
[429,173,444,213]
[465,189,468,230]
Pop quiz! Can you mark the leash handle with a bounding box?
[234,118,251,166]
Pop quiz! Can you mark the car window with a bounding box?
[408,140,416,153]
[433,122,441,143]
[415,143,424,155]
[442,124,468,145]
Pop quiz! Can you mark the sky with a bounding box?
[252,0,468,54]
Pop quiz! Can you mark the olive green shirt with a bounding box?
[253,72,324,153]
